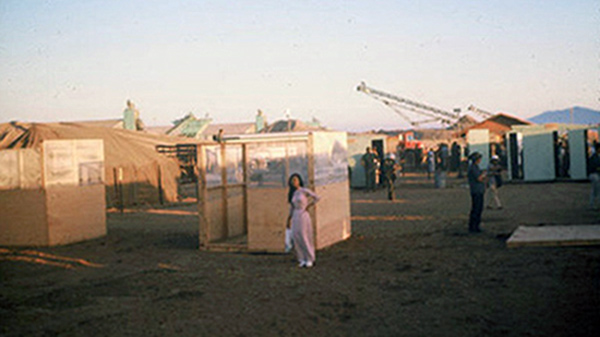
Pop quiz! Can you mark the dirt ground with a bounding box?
[2,173,600,337]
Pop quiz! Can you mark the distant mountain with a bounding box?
[529,106,600,125]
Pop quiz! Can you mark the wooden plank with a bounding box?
[205,244,248,253]
[205,234,248,252]
[207,189,225,242]
[197,144,210,249]
[242,143,248,234]
[506,225,600,248]
[220,143,228,239]
[307,134,316,244]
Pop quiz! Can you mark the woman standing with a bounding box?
[287,173,320,268]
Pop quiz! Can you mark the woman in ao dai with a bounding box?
[287,173,320,268]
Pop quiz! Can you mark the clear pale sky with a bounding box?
[1,0,598,131]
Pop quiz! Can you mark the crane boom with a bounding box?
[357,82,461,123]
[381,98,455,126]
[467,105,494,118]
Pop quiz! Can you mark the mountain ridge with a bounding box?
[529,106,600,125]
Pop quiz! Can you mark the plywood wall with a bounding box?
[247,188,287,252]
[523,132,556,181]
[227,186,245,238]
[46,184,106,246]
[206,189,225,242]
[0,189,48,246]
[314,181,351,249]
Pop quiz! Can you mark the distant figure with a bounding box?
[467,152,486,233]
[558,141,569,178]
[496,143,508,169]
[588,143,600,209]
[426,148,435,180]
[450,142,461,172]
[381,154,398,200]
[434,144,449,188]
[372,148,382,188]
[437,143,449,172]
[286,173,321,268]
[486,155,503,209]
[361,147,377,192]
[213,128,224,143]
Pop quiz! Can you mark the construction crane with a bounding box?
[467,105,494,118]
[356,81,461,127]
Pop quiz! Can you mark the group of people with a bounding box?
[361,147,399,200]
[284,152,505,268]
[425,145,450,179]
[286,141,600,268]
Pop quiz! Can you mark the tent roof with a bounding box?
[0,122,200,168]
[0,122,31,149]
[69,119,123,128]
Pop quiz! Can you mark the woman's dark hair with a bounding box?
[287,173,304,203]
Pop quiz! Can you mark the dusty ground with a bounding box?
[1,173,600,337]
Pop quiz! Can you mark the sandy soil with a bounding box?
[1,173,600,337]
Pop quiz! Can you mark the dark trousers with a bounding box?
[365,169,376,191]
[385,176,395,200]
[469,193,484,232]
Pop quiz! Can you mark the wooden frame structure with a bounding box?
[0,139,106,246]
[196,131,351,252]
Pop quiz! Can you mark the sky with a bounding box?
[0,0,598,131]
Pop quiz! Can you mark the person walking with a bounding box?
[361,147,377,192]
[486,155,503,209]
[588,143,600,209]
[467,152,486,233]
[286,173,320,268]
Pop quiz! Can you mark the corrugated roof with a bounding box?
[263,119,327,133]
[201,122,256,136]
[460,113,533,137]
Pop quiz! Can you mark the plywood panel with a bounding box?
[523,132,555,181]
[507,225,600,248]
[311,132,348,186]
[247,188,287,252]
[568,129,587,180]
[227,186,245,238]
[20,149,42,189]
[43,140,78,186]
[0,189,48,246]
[206,189,225,242]
[0,150,19,189]
[46,184,106,246]
[315,181,351,249]
[467,129,490,169]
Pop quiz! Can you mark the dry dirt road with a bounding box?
[2,174,600,336]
